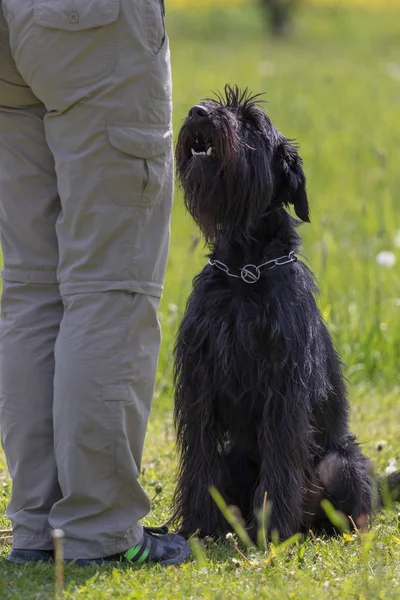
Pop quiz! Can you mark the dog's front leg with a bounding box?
[252,467,303,542]
[172,386,229,538]
[251,410,310,542]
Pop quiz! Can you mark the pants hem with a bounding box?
[62,522,144,560]
[12,534,53,551]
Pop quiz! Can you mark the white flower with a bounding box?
[394,229,400,248]
[385,464,397,475]
[385,458,397,475]
[258,60,276,77]
[386,62,400,80]
[375,440,387,451]
[376,251,396,267]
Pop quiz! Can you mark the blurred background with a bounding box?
[156,0,400,423]
[1,1,400,575]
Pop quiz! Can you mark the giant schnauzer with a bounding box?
[171,85,398,541]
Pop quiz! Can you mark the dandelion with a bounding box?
[376,251,396,268]
[375,440,388,451]
[231,558,241,567]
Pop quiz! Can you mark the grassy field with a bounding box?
[1,4,400,599]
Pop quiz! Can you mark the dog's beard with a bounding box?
[178,157,223,243]
[176,118,274,245]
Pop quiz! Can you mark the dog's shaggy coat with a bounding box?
[171,86,392,541]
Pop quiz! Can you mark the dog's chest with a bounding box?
[187,277,278,402]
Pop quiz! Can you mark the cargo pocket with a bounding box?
[143,0,165,55]
[104,124,172,207]
[30,0,120,88]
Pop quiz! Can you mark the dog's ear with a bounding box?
[276,138,310,222]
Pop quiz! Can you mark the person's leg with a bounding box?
[3,0,174,558]
[0,3,63,551]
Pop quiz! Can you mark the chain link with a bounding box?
[208,251,297,284]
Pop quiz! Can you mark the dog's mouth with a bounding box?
[177,114,220,170]
[191,145,213,157]
[189,132,214,158]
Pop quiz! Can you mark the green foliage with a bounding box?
[1,5,400,599]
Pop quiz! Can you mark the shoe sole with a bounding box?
[7,541,191,567]
[157,542,191,566]
[7,554,53,564]
[65,543,191,568]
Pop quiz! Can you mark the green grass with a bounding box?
[1,5,400,598]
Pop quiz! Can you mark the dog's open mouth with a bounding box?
[191,146,213,157]
[190,132,213,157]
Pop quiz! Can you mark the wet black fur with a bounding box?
[171,86,397,540]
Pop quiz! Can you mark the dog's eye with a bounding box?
[245,120,259,132]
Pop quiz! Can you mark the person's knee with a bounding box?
[57,291,161,366]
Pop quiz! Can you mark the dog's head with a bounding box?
[176,84,309,244]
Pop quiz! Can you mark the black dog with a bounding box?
[171,85,397,541]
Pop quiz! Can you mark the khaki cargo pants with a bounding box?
[0,0,172,558]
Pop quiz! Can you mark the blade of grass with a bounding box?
[209,486,254,549]
[189,537,208,569]
[257,491,270,552]
[321,499,350,533]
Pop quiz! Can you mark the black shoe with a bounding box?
[69,527,191,567]
[7,549,53,564]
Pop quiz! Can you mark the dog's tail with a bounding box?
[376,471,400,508]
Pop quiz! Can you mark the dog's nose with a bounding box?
[188,105,209,122]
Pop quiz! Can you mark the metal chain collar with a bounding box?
[208,251,297,284]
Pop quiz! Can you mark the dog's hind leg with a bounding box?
[309,327,373,532]
[308,440,372,533]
